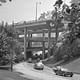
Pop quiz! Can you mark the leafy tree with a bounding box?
[0,0,12,6]
[0,22,22,65]
[51,0,80,62]
[0,0,12,3]
[62,2,80,57]
[38,10,55,20]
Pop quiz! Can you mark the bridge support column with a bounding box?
[42,31,45,59]
[24,27,27,60]
[48,26,51,58]
[28,32,32,48]
[27,32,32,59]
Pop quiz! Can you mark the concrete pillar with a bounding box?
[42,31,45,59]
[24,27,27,60]
[28,32,32,48]
[48,26,51,58]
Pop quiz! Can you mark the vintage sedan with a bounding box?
[53,66,73,77]
[27,58,33,63]
[34,61,44,70]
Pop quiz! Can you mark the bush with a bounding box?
[0,58,10,65]
[53,49,63,62]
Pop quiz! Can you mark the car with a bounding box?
[27,58,32,63]
[33,61,44,70]
[53,66,73,77]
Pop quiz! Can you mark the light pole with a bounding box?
[36,2,41,21]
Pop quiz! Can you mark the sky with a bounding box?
[0,0,71,24]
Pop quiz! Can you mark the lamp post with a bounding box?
[36,2,41,21]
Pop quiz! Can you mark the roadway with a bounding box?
[13,62,75,80]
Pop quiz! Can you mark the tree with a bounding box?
[38,10,54,20]
[70,0,80,4]
[0,0,6,3]
[0,22,22,67]
[63,1,80,56]
[0,0,12,3]
[0,0,12,6]
[51,0,80,62]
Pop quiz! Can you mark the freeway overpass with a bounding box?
[13,19,67,60]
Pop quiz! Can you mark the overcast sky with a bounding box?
[0,0,71,24]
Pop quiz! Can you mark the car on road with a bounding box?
[27,58,32,63]
[53,66,73,77]
[33,60,44,70]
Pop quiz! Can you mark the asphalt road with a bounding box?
[13,62,75,80]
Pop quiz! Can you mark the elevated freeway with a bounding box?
[13,19,66,60]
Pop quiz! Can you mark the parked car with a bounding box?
[27,58,32,63]
[33,60,44,70]
[53,66,73,77]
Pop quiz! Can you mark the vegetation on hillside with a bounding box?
[51,0,80,62]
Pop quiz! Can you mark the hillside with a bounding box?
[43,56,80,74]
[62,58,80,73]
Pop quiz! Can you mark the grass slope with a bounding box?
[62,58,80,73]
[43,56,64,68]
[43,56,80,74]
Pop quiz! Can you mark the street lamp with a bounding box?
[36,2,41,21]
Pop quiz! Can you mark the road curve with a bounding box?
[13,62,73,80]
